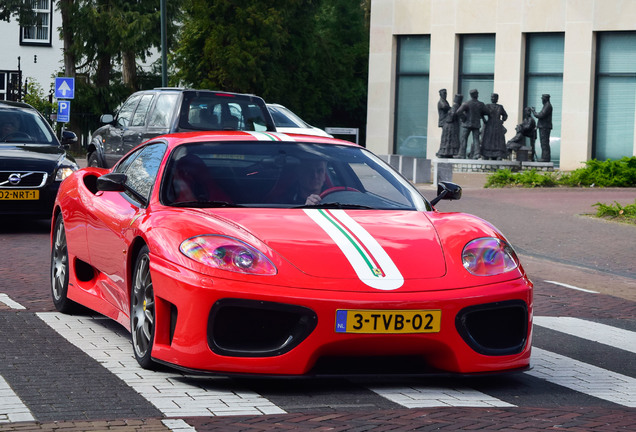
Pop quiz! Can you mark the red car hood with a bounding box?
[220,209,446,290]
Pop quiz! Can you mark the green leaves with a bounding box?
[485,157,636,188]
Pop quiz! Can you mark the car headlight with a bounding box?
[55,167,76,181]
[462,237,519,276]
[180,235,277,275]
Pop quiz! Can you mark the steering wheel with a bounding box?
[320,186,360,199]
[1,132,32,142]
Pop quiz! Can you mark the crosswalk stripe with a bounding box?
[367,385,515,408]
[0,375,35,423]
[37,312,286,417]
[33,311,636,414]
[528,347,636,407]
[534,316,636,354]
[0,294,25,310]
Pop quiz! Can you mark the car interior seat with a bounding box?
[170,153,232,203]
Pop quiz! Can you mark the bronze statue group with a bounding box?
[436,89,552,162]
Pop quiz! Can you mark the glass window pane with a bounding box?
[398,36,430,74]
[526,77,563,161]
[461,35,495,74]
[598,33,636,74]
[595,32,636,160]
[595,76,636,160]
[394,35,430,157]
[395,76,429,157]
[459,79,493,104]
[527,34,564,74]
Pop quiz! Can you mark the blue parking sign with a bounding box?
[57,100,71,123]
[55,77,75,99]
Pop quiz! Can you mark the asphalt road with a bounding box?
[0,178,635,431]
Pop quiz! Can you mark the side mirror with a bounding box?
[100,114,114,124]
[430,181,462,207]
[60,130,78,148]
[96,173,127,192]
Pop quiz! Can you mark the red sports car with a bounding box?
[51,131,532,376]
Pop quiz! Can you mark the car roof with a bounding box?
[0,100,38,111]
[152,130,360,149]
[141,87,262,99]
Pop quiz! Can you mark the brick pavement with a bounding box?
[0,407,633,431]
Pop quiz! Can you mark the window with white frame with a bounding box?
[20,0,52,46]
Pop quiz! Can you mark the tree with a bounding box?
[0,0,35,25]
[172,0,369,138]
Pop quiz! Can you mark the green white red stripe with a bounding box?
[246,131,295,141]
[304,209,404,290]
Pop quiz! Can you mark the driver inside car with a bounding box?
[0,114,19,141]
[292,159,327,205]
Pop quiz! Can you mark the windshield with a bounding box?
[0,108,56,145]
[268,105,311,129]
[161,142,429,211]
[178,93,271,132]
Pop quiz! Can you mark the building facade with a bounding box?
[366,0,636,170]
[0,0,63,100]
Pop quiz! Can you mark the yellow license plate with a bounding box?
[335,309,441,334]
[0,190,39,200]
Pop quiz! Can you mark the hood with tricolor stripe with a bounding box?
[153,206,522,293]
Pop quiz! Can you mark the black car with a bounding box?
[0,101,78,218]
[87,88,276,168]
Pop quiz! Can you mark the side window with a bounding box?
[121,143,167,202]
[130,94,155,127]
[116,94,142,128]
[148,93,179,127]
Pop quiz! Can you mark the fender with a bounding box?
[87,137,106,168]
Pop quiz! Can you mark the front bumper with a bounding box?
[0,182,60,217]
[148,255,533,376]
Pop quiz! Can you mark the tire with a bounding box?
[131,245,156,369]
[88,152,101,167]
[50,213,77,313]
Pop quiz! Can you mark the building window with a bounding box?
[20,0,52,46]
[524,33,564,163]
[594,32,636,160]
[394,35,430,157]
[458,34,495,100]
[0,72,22,101]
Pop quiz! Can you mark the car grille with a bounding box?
[0,171,48,188]
[455,300,529,356]
[208,298,317,357]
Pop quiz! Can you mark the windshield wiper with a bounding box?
[169,200,243,208]
[293,202,373,210]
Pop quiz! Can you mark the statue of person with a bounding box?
[456,89,488,159]
[436,90,462,158]
[531,94,553,162]
[506,107,537,157]
[481,93,508,160]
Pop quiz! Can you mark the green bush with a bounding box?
[593,200,636,224]
[485,157,636,188]
[484,169,559,188]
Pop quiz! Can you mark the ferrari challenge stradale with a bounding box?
[50,131,533,376]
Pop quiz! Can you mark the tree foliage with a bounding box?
[172,0,369,135]
[0,0,35,25]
